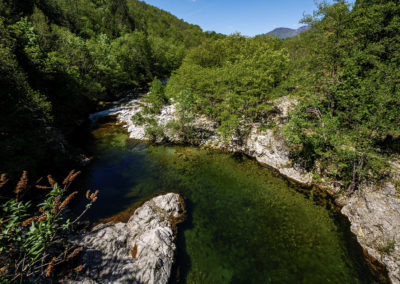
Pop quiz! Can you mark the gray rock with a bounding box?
[340,182,400,283]
[68,193,183,284]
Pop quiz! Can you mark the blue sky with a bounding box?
[141,0,354,36]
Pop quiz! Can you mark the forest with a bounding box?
[154,0,400,192]
[1,0,400,281]
[0,0,218,179]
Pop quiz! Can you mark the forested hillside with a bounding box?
[2,0,400,191]
[146,0,400,192]
[0,0,213,178]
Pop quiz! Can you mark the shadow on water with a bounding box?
[169,197,194,284]
[334,211,389,284]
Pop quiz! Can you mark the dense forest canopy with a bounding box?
[0,0,217,178]
[282,0,400,190]
[166,35,289,140]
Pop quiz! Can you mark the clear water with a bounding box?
[75,119,378,283]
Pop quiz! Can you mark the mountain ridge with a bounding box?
[264,25,310,39]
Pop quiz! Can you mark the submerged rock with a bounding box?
[68,193,184,284]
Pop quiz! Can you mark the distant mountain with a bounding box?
[263,26,310,39]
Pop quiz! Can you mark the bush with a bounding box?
[144,119,165,140]
[142,78,168,114]
[0,171,98,282]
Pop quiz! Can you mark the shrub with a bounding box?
[0,171,98,283]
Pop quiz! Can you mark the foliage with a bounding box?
[135,0,400,193]
[142,78,168,114]
[166,34,289,140]
[131,78,168,140]
[378,239,396,256]
[0,171,98,282]
[0,0,212,178]
[282,0,400,190]
[169,90,197,142]
[144,119,165,141]
[2,0,400,194]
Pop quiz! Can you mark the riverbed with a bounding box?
[73,116,378,283]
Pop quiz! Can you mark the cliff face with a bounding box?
[68,193,184,284]
[340,182,400,283]
[110,96,400,283]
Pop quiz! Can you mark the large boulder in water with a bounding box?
[68,193,184,284]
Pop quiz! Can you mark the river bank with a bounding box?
[102,95,399,283]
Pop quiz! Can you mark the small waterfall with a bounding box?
[88,106,123,124]
[88,94,145,124]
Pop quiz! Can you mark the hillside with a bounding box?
[0,0,213,178]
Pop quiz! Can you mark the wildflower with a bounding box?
[52,196,61,214]
[47,175,56,187]
[89,190,99,202]
[35,184,49,189]
[66,247,82,260]
[22,216,37,227]
[0,265,8,274]
[37,215,47,222]
[58,191,78,211]
[74,265,84,272]
[62,170,81,185]
[0,174,8,188]
[15,171,28,200]
[46,257,57,277]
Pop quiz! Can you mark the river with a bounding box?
[72,113,378,283]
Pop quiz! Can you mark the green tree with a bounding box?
[143,77,167,114]
[283,0,400,191]
[166,34,289,140]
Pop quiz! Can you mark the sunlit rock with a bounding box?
[68,193,184,284]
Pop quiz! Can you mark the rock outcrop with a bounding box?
[110,96,400,283]
[68,193,184,284]
[339,181,400,283]
[113,96,311,185]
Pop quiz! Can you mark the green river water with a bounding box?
[75,117,378,283]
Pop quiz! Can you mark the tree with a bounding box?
[282,0,400,191]
[166,34,289,141]
[143,77,167,114]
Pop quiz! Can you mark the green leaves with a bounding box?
[1,0,211,176]
[142,78,167,114]
[217,111,239,142]
[281,0,400,189]
[166,35,289,140]
[0,174,97,280]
